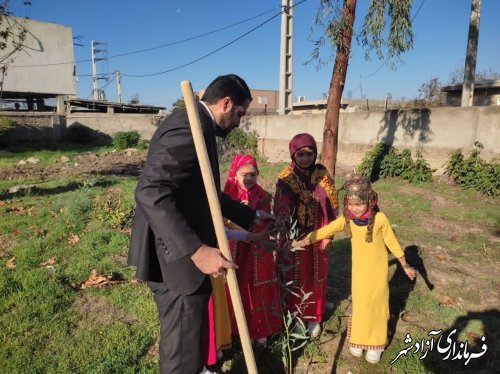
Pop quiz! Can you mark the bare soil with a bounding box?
[0,149,146,182]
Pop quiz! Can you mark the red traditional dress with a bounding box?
[224,154,282,340]
[274,133,339,323]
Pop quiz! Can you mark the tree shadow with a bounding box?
[378,108,433,147]
[66,122,113,146]
[330,329,347,374]
[388,245,434,346]
[361,108,433,182]
[0,179,115,200]
[92,163,143,177]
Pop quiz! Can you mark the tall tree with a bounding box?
[309,0,414,177]
[417,77,444,106]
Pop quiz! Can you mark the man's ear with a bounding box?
[221,96,233,113]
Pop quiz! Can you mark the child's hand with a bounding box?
[247,228,273,244]
[291,236,310,251]
[404,266,416,280]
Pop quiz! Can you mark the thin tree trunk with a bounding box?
[322,0,357,177]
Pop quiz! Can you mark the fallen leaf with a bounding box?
[465,331,481,343]
[435,254,448,262]
[79,269,120,289]
[41,257,57,266]
[68,234,80,245]
[37,228,49,237]
[438,294,457,305]
[6,256,16,269]
[0,201,7,206]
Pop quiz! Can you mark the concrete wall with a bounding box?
[1,112,66,143]
[241,106,500,173]
[2,107,498,175]
[1,112,162,144]
[66,113,162,140]
[3,16,76,96]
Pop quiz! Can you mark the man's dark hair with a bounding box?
[201,74,252,106]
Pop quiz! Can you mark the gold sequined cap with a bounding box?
[342,174,375,203]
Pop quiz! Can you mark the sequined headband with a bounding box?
[343,175,375,203]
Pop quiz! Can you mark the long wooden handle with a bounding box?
[181,80,258,374]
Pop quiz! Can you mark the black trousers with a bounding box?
[149,277,211,374]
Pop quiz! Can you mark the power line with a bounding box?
[122,0,309,78]
[10,7,279,68]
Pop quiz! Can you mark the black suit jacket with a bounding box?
[128,102,255,295]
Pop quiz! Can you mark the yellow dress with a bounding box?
[308,212,404,350]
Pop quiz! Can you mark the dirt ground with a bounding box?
[0,149,146,182]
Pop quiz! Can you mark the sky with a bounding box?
[8,0,500,109]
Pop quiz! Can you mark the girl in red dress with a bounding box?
[224,154,282,346]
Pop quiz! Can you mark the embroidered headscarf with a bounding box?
[223,154,264,208]
[289,133,317,171]
[342,174,379,242]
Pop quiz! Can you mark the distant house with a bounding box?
[1,16,165,114]
[1,16,77,111]
[196,88,279,115]
[441,79,500,106]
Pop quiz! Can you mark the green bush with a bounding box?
[136,139,149,150]
[358,143,434,183]
[217,128,259,162]
[112,131,140,150]
[445,142,499,196]
[0,115,14,140]
[91,188,135,229]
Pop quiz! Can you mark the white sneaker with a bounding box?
[254,337,267,347]
[349,346,363,357]
[200,366,217,374]
[365,349,383,364]
[307,321,321,338]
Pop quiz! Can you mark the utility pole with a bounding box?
[278,0,293,115]
[461,0,482,107]
[91,40,108,101]
[116,70,123,103]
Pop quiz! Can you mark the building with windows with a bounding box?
[441,79,500,106]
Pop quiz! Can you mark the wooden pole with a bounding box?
[180,80,258,374]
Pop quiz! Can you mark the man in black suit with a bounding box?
[128,74,272,373]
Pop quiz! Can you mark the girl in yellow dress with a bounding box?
[292,175,416,364]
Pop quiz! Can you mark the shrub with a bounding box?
[217,128,259,162]
[137,139,149,150]
[0,115,14,141]
[358,143,434,183]
[91,188,135,229]
[445,142,499,196]
[403,151,434,183]
[358,143,392,180]
[112,131,140,150]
